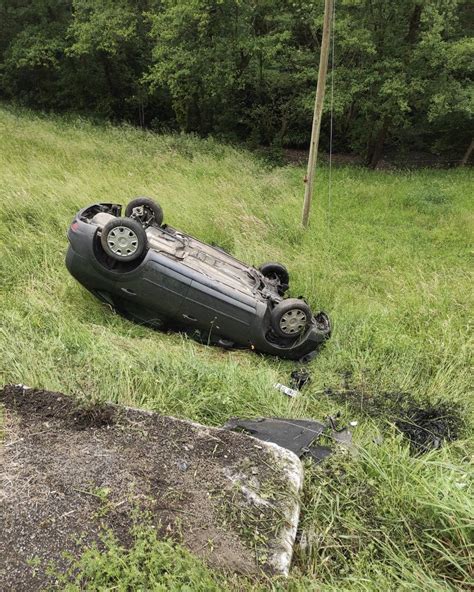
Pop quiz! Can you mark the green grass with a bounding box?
[49,518,230,592]
[0,105,473,590]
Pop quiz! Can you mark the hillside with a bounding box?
[0,106,473,590]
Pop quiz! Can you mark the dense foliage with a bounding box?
[0,0,472,165]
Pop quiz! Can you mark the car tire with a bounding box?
[100,217,147,262]
[259,262,290,285]
[125,197,164,227]
[271,298,311,338]
[259,262,289,295]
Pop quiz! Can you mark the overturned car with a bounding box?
[65,198,331,359]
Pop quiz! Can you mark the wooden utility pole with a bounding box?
[302,0,334,227]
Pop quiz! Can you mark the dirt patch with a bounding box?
[0,385,302,591]
[324,387,465,454]
[394,403,464,454]
[4,388,117,430]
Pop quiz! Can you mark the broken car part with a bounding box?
[290,368,311,390]
[306,445,332,463]
[224,418,326,456]
[274,368,311,397]
[66,199,331,360]
[224,416,356,464]
[274,383,300,398]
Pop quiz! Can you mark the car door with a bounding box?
[184,277,257,339]
[114,255,191,321]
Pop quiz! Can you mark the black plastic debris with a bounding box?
[298,350,318,364]
[290,368,311,391]
[224,416,356,465]
[273,368,311,398]
[307,445,332,463]
[223,418,325,455]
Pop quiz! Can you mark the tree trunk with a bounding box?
[460,138,473,166]
[100,53,119,114]
[407,4,422,43]
[278,112,288,145]
[138,100,145,128]
[368,118,389,169]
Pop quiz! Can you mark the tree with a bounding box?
[66,0,159,122]
[330,0,473,167]
[0,0,471,163]
[0,0,71,108]
[146,0,323,144]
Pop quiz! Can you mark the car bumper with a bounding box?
[250,313,331,360]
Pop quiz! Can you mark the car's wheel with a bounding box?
[259,262,290,285]
[271,298,311,338]
[100,217,147,262]
[125,197,164,227]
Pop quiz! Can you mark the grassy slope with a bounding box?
[0,106,472,590]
